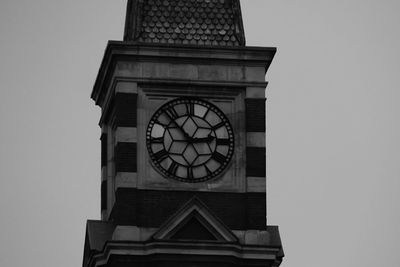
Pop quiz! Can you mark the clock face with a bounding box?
[146,98,234,183]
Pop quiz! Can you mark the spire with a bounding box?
[124,0,246,46]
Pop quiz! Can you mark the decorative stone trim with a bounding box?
[112,226,157,242]
[115,81,138,94]
[246,86,266,99]
[247,132,266,147]
[115,172,138,189]
[115,127,137,143]
[101,167,107,182]
[247,177,266,193]
[89,241,281,267]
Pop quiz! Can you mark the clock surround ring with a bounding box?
[146,97,235,183]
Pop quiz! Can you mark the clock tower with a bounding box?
[83,0,284,266]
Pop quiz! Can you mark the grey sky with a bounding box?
[0,0,399,267]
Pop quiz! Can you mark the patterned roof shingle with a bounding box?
[124,0,246,46]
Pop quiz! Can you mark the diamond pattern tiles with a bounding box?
[126,0,245,46]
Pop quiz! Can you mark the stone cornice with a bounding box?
[88,240,283,267]
[91,42,276,107]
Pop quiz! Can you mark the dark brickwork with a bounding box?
[115,142,137,173]
[110,189,266,230]
[101,180,107,211]
[101,134,107,167]
[245,98,266,132]
[115,93,137,127]
[246,147,266,177]
[108,254,273,267]
[246,193,267,229]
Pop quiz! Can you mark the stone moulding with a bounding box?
[91,42,276,107]
[88,241,283,267]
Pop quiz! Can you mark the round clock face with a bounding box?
[146,98,234,183]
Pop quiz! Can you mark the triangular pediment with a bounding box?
[152,197,238,243]
[169,214,219,241]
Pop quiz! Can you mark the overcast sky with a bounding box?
[0,1,399,267]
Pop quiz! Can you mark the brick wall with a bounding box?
[115,93,137,127]
[110,189,266,230]
[115,143,137,173]
[246,147,266,177]
[245,98,265,132]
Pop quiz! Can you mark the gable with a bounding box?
[170,215,218,241]
[152,196,238,243]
